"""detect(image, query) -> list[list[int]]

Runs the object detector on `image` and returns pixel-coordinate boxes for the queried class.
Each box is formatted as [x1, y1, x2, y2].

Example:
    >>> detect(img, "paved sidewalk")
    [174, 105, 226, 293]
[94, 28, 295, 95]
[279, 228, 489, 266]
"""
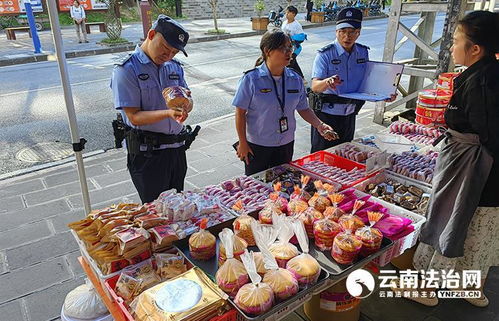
[1, 102, 498, 321]
[0, 13, 388, 66]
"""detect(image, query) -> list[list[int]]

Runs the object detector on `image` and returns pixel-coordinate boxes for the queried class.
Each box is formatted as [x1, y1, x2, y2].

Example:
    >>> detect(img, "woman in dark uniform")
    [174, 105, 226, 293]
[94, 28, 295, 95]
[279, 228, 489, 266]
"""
[412, 11, 499, 308]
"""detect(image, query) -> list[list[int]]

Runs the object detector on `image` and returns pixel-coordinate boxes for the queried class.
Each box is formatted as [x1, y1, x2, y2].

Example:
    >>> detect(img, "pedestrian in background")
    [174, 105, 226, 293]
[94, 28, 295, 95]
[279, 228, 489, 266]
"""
[306, 0, 313, 22]
[282, 5, 306, 78]
[70, 0, 88, 43]
[111, 15, 195, 203]
[233, 30, 337, 175]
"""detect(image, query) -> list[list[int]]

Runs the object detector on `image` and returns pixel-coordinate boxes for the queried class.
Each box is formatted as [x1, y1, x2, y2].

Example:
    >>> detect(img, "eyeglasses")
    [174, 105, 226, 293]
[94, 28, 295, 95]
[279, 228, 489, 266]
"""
[277, 45, 294, 53]
[338, 29, 360, 37]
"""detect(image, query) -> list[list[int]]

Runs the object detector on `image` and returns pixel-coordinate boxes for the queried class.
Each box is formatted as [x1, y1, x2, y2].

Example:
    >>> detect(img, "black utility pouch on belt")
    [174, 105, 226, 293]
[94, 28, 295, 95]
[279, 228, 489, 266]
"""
[307, 89, 366, 115]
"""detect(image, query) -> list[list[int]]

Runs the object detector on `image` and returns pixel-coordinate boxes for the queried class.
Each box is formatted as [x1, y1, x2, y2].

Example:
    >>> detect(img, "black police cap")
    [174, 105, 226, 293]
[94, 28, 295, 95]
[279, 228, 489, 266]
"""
[152, 15, 189, 57]
[336, 7, 363, 30]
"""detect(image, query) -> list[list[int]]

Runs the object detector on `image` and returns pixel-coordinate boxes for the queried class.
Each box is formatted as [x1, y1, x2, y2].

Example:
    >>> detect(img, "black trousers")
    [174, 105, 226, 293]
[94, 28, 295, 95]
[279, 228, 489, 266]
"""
[288, 53, 304, 78]
[127, 146, 187, 203]
[306, 1, 313, 21]
[245, 141, 294, 176]
[310, 111, 356, 153]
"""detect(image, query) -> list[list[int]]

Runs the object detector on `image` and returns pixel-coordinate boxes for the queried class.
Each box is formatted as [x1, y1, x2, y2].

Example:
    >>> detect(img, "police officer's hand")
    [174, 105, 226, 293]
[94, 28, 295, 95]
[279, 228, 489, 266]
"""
[385, 93, 397, 102]
[237, 141, 254, 165]
[176, 109, 189, 123]
[318, 122, 340, 141]
[326, 75, 342, 90]
[166, 109, 184, 120]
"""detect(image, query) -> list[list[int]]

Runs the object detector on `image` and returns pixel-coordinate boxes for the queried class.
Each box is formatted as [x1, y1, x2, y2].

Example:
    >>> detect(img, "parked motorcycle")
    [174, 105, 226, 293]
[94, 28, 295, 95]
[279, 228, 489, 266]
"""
[268, 5, 284, 28]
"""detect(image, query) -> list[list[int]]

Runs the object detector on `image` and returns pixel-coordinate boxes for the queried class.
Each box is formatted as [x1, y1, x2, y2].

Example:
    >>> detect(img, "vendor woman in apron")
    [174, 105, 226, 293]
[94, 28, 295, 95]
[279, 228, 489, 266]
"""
[410, 10, 499, 308]
[232, 30, 338, 175]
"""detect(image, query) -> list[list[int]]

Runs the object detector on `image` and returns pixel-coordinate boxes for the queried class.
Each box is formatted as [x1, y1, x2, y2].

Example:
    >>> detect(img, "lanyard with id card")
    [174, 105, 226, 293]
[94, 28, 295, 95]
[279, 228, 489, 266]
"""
[270, 75, 288, 133]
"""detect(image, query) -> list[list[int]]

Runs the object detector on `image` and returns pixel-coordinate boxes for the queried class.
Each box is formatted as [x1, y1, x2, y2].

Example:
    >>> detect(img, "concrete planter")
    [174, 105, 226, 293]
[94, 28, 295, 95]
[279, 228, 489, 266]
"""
[251, 17, 269, 30]
[98, 41, 134, 47]
[311, 11, 325, 23]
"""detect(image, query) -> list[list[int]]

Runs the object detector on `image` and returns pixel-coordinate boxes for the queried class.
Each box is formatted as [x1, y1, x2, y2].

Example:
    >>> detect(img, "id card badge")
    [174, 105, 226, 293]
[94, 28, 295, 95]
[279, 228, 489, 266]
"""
[279, 116, 289, 133]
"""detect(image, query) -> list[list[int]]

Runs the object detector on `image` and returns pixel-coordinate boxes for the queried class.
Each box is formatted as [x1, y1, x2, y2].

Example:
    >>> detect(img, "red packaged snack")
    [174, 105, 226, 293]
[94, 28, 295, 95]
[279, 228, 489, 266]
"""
[332, 220, 363, 264]
[338, 214, 365, 233]
[355, 211, 384, 257]
[307, 181, 331, 212]
[295, 207, 323, 238]
[313, 218, 342, 251]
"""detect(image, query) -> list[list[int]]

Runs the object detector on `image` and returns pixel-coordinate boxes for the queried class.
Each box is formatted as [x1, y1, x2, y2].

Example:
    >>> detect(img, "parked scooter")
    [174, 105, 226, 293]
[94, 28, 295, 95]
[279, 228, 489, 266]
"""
[368, 0, 382, 16]
[324, 1, 341, 22]
[268, 5, 285, 28]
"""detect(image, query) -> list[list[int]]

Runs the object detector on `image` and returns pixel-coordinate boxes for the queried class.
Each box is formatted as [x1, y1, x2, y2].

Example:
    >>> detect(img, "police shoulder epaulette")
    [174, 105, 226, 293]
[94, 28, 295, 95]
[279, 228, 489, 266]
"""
[114, 53, 132, 66]
[356, 43, 371, 50]
[318, 43, 335, 53]
[243, 68, 257, 75]
[171, 58, 184, 66]
[286, 67, 301, 78]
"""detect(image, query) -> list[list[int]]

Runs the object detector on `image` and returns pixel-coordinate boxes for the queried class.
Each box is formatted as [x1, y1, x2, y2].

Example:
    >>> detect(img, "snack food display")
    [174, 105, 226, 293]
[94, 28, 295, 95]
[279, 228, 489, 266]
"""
[155, 253, 188, 280]
[204, 176, 272, 212]
[252, 222, 299, 301]
[134, 267, 228, 321]
[189, 219, 216, 260]
[338, 213, 365, 233]
[234, 251, 275, 315]
[332, 143, 377, 164]
[363, 178, 430, 214]
[332, 220, 363, 265]
[313, 218, 342, 251]
[308, 181, 332, 212]
[232, 200, 257, 246]
[253, 252, 268, 277]
[388, 121, 441, 145]
[286, 219, 321, 288]
[215, 229, 249, 298]
[269, 215, 299, 268]
[300, 160, 365, 187]
[258, 203, 283, 225]
[355, 211, 384, 256]
[388, 151, 438, 184]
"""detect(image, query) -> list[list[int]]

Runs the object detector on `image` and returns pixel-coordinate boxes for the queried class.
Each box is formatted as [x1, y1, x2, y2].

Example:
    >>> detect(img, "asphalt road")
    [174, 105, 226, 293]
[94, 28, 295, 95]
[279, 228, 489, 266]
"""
[0, 14, 445, 175]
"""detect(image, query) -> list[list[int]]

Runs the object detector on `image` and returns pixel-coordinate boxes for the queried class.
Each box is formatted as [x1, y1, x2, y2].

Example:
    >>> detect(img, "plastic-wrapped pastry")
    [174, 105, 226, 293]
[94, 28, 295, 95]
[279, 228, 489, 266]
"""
[219, 232, 248, 266]
[307, 181, 331, 212]
[253, 252, 268, 277]
[313, 218, 342, 251]
[215, 229, 249, 298]
[233, 200, 257, 246]
[286, 219, 321, 288]
[252, 221, 299, 301]
[162, 86, 190, 110]
[269, 215, 299, 268]
[287, 187, 309, 215]
[189, 219, 216, 260]
[338, 214, 365, 233]
[295, 207, 323, 238]
[234, 251, 274, 315]
[355, 211, 384, 257]
[351, 199, 366, 215]
[155, 253, 187, 280]
[323, 206, 345, 222]
[258, 203, 283, 225]
[332, 220, 363, 265]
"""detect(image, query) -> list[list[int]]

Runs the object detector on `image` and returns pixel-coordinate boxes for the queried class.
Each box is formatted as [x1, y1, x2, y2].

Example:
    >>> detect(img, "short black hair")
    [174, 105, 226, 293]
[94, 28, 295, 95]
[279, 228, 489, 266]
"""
[286, 6, 298, 15]
[458, 10, 499, 58]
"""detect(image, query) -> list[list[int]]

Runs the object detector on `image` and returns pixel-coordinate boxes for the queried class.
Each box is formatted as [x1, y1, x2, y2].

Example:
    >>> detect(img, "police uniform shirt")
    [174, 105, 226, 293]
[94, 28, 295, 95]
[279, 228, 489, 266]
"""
[111, 46, 188, 149]
[232, 63, 309, 147]
[312, 40, 369, 116]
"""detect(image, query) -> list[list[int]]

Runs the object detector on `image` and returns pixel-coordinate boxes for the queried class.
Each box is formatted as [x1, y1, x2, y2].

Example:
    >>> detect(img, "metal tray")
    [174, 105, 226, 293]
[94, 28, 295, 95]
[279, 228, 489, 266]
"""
[173, 217, 330, 321]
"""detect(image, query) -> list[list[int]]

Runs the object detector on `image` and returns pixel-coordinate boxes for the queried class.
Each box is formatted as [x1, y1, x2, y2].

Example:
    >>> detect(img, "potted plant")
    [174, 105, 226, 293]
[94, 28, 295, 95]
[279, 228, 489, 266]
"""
[251, 0, 269, 31]
[311, 0, 325, 23]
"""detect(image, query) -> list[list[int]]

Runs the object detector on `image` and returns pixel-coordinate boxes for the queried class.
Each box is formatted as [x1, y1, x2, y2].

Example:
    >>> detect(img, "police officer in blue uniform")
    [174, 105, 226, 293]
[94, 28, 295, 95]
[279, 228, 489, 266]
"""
[111, 15, 197, 203]
[233, 30, 337, 176]
[309, 8, 369, 153]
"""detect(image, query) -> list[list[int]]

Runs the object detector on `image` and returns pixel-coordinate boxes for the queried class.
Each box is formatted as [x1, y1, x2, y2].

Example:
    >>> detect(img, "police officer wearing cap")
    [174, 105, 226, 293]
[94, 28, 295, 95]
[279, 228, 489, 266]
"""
[233, 30, 337, 176]
[111, 15, 196, 203]
[309, 8, 371, 152]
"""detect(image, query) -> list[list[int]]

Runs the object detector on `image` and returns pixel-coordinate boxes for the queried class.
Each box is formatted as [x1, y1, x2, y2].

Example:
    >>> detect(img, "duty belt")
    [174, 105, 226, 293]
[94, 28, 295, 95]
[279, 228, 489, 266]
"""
[307, 89, 366, 114]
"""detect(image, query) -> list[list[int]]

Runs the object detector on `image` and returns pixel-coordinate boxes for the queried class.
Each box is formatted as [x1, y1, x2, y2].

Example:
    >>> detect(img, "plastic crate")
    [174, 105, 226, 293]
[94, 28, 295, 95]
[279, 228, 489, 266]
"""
[290, 151, 369, 190]
[346, 189, 426, 266]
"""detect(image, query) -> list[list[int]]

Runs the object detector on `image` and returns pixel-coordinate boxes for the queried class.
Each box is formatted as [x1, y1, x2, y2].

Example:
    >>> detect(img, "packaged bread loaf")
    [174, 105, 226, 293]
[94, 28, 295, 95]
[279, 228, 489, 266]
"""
[162, 86, 190, 111]
[215, 229, 249, 298]
[189, 219, 216, 260]
[234, 251, 275, 316]
[286, 219, 321, 288]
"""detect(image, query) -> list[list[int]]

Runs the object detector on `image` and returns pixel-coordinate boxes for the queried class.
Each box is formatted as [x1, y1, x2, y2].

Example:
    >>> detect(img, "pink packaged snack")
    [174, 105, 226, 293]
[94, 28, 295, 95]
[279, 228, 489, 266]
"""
[375, 214, 413, 237]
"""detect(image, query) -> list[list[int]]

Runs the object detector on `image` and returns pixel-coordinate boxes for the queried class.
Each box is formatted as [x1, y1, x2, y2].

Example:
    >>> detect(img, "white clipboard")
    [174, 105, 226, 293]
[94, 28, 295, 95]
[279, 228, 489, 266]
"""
[338, 61, 404, 102]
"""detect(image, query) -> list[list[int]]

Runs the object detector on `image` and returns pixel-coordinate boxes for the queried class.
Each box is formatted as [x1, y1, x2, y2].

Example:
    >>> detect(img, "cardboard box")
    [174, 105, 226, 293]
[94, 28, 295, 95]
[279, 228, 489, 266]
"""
[304, 280, 361, 321]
